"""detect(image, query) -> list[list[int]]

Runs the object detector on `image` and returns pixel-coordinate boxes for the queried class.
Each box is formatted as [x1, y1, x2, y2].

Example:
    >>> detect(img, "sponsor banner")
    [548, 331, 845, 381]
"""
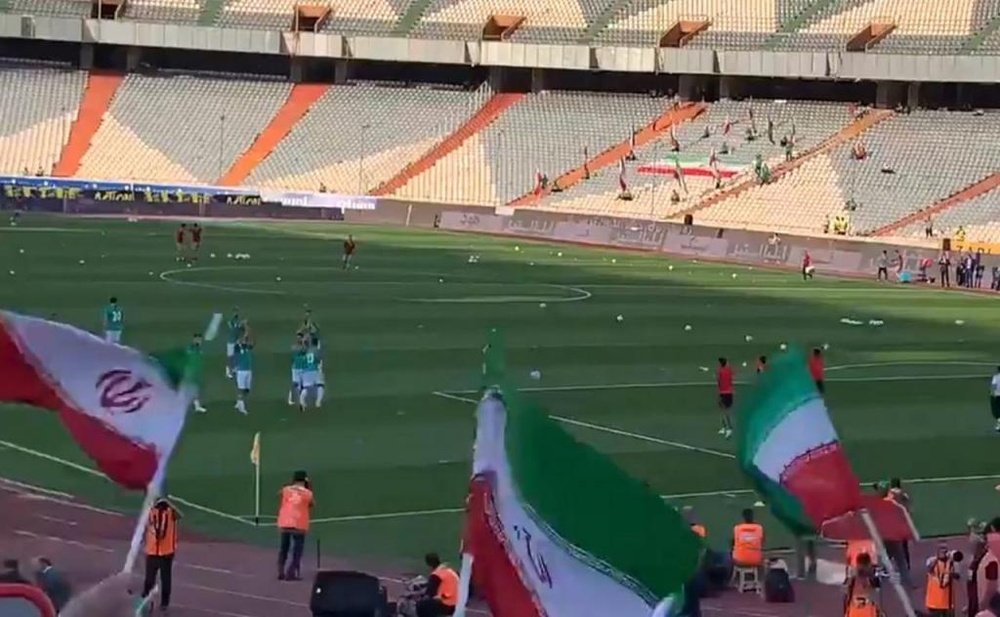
[439, 211, 508, 234]
[553, 221, 613, 245]
[261, 190, 376, 211]
[663, 233, 730, 259]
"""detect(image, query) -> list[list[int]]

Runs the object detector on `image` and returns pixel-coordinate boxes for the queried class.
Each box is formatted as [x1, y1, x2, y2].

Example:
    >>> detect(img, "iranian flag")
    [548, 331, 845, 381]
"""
[464, 341, 702, 617]
[0, 311, 194, 490]
[736, 348, 916, 541]
[638, 155, 741, 179]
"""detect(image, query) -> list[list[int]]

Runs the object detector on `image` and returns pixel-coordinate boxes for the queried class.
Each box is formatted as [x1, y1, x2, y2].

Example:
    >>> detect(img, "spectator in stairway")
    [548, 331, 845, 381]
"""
[671, 189, 681, 204]
[31, 557, 72, 612]
[784, 140, 794, 161]
[974, 250, 985, 288]
[0, 559, 28, 584]
[991, 265, 999, 291]
[939, 251, 952, 287]
[34, 167, 43, 177]
[957, 226, 968, 243]
[925, 216, 934, 238]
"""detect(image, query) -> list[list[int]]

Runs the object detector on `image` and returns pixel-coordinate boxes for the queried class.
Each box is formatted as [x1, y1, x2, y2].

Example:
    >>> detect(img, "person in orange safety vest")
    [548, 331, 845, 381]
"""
[417, 552, 459, 617]
[732, 508, 765, 567]
[276, 470, 314, 581]
[142, 497, 181, 611]
[844, 552, 881, 617]
[925, 543, 961, 616]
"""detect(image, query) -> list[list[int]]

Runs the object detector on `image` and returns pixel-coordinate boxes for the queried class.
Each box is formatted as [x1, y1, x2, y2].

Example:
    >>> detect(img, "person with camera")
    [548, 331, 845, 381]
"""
[844, 552, 881, 617]
[276, 470, 314, 581]
[926, 543, 962, 616]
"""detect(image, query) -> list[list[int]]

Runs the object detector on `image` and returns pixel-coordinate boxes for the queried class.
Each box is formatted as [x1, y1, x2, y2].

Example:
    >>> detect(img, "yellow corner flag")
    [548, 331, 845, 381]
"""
[250, 432, 261, 467]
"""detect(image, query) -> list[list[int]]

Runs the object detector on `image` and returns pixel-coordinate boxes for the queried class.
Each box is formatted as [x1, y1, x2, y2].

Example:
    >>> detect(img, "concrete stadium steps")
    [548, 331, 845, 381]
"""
[672, 107, 892, 225]
[8, 0, 89, 18]
[828, 110, 1000, 233]
[891, 186, 1000, 243]
[218, 83, 329, 186]
[873, 172, 1000, 237]
[53, 72, 123, 178]
[803, 0, 980, 37]
[511, 101, 707, 206]
[372, 91, 524, 196]
[246, 82, 482, 193]
[76, 73, 290, 183]
[599, 0, 783, 47]
[0, 63, 86, 176]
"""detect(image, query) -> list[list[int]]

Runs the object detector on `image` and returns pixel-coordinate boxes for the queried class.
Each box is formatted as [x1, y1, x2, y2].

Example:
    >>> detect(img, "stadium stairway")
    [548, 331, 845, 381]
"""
[871, 171, 1000, 236]
[672, 107, 894, 221]
[962, 13, 1000, 51]
[370, 92, 525, 196]
[52, 71, 124, 178]
[765, 0, 843, 48]
[393, 0, 434, 36]
[581, 0, 632, 43]
[509, 101, 707, 207]
[218, 83, 330, 186]
[199, 0, 225, 26]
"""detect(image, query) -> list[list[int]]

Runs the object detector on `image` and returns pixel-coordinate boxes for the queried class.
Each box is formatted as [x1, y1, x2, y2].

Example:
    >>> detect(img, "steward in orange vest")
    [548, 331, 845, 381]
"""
[416, 552, 459, 617]
[844, 552, 881, 617]
[142, 497, 181, 610]
[277, 470, 314, 581]
[732, 508, 765, 567]
[925, 545, 960, 616]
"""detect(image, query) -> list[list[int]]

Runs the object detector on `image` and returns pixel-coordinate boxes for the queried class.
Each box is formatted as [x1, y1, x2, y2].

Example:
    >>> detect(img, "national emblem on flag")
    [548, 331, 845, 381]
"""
[0, 311, 196, 490]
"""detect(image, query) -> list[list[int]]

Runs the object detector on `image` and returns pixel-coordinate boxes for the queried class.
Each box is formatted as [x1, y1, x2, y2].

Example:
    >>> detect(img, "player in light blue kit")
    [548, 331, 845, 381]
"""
[226, 307, 246, 379]
[287, 334, 307, 406]
[103, 297, 124, 343]
[233, 334, 253, 415]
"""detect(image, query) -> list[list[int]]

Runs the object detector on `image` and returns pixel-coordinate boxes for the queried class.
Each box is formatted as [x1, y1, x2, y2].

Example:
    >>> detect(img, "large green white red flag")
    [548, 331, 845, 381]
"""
[0, 311, 193, 490]
[736, 348, 915, 541]
[463, 340, 702, 617]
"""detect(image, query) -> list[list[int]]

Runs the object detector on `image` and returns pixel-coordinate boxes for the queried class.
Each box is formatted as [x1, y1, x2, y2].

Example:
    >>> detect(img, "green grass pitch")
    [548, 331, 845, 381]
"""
[1, 215, 998, 568]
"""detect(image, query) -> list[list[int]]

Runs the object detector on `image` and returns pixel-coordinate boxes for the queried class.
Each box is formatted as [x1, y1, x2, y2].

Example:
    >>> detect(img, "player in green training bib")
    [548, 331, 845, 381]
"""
[226, 307, 247, 379]
[103, 296, 124, 344]
[187, 333, 208, 413]
[233, 335, 253, 415]
[288, 334, 307, 406]
[297, 341, 323, 411]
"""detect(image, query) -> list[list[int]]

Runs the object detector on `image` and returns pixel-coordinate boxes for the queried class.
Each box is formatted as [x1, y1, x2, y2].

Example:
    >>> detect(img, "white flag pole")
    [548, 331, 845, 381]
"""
[859, 509, 917, 617]
[254, 445, 262, 526]
[122, 462, 167, 573]
[452, 552, 474, 617]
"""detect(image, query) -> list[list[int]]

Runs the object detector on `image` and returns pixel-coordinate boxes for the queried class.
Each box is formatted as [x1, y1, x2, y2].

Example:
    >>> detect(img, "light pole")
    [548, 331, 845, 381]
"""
[218, 113, 226, 181]
[358, 123, 371, 195]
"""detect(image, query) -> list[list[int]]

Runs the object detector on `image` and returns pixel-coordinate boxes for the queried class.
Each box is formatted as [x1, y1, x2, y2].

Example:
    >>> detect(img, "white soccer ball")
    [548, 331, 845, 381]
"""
[616, 314, 624, 322]
[78, 259, 85, 265]
[539, 302, 547, 309]
[745, 334, 753, 342]
[955, 319, 965, 326]
[557, 252, 563, 257]
[732, 273, 738, 279]
[684, 324, 692, 331]
[742, 361, 748, 367]
[529, 262, 535, 266]
[275, 276, 282, 282]
[186, 262, 192, 268]
[668, 265, 674, 271]
[822, 343, 830, 350]
[514, 246, 520, 252]
[148, 271, 154, 276]
[438, 278, 444, 283]
[18, 249, 24, 254]
[210, 252, 216, 258]
[530, 370, 542, 380]
[8, 270, 14, 276]
[780, 343, 788, 350]
[611, 258, 617, 264]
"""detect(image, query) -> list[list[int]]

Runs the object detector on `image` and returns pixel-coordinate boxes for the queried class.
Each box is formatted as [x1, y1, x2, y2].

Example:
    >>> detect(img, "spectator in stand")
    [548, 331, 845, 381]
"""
[940, 251, 952, 288]
[925, 216, 934, 238]
[31, 556, 72, 612]
[0, 559, 28, 583]
[976, 518, 1000, 614]
[992, 266, 999, 291]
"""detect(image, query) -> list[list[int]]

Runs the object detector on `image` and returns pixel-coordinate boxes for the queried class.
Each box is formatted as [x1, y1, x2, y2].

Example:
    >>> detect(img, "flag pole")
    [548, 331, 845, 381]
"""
[452, 552, 474, 617]
[122, 461, 168, 573]
[254, 445, 261, 526]
[860, 509, 917, 617]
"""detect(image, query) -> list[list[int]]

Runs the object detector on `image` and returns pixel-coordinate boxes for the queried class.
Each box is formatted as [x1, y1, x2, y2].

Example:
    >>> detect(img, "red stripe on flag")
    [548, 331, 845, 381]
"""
[780, 442, 862, 529]
[0, 321, 157, 490]
[464, 476, 543, 617]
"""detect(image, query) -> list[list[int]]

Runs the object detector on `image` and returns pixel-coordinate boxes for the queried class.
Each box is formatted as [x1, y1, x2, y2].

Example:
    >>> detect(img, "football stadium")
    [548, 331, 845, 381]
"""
[0, 1, 999, 616]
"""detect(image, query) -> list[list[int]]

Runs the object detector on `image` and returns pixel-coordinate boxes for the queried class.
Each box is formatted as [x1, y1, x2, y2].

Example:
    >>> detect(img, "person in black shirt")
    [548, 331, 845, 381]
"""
[0, 559, 28, 584]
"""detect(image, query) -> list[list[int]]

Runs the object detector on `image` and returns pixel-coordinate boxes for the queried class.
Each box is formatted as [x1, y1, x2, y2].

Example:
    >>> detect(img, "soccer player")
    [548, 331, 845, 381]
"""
[810, 347, 825, 394]
[233, 334, 253, 415]
[103, 296, 124, 344]
[175, 224, 188, 262]
[990, 366, 1000, 433]
[297, 309, 320, 345]
[298, 341, 324, 411]
[716, 357, 734, 439]
[756, 355, 767, 374]
[288, 335, 307, 406]
[343, 235, 357, 270]
[802, 251, 814, 280]
[188, 333, 207, 413]
[225, 308, 246, 379]
[190, 223, 203, 261]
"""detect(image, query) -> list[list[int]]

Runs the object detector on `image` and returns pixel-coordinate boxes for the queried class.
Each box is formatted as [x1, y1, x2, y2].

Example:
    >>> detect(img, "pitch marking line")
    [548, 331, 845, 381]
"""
[432, 392, 735, 460]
